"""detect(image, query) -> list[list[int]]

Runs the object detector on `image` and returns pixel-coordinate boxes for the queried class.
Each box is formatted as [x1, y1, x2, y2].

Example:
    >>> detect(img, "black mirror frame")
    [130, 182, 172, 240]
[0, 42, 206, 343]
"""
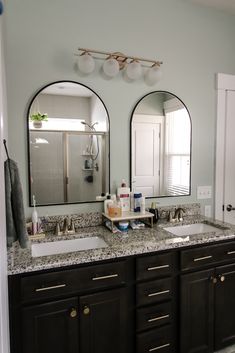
[26, 80, 110, 207]
[130, 90, 192, 199]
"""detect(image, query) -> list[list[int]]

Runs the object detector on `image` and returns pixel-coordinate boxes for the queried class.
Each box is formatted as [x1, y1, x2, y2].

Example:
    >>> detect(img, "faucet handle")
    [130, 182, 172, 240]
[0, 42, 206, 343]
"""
[54, 221, 61, 236]
[168, 210, 175, 222]
[177, 207, 186, 221]
[70, 219, 75, 233]
[63, 217, 70, 233]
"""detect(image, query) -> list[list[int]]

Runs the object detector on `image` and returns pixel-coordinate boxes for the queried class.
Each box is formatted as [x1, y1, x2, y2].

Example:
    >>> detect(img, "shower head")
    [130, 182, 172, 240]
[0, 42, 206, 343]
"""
[81, 121, 98, 130]
[91, 122, 98, 129]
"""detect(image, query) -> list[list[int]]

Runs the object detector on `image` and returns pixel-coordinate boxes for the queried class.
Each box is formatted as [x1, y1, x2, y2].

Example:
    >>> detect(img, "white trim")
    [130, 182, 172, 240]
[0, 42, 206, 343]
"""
[215, 73, 235, 221]
[0, 11, 10, 353]
[216, 73, 235, 91]
[133, 114, 163, 124]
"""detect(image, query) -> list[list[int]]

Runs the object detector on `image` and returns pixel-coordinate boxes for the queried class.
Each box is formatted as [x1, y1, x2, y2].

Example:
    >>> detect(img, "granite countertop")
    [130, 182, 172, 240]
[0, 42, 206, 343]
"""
[8, 215, 235, 275]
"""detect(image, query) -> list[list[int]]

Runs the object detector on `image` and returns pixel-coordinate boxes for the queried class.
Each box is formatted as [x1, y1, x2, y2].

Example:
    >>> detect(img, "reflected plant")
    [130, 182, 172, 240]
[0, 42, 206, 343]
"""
[30, 112, 48, 122]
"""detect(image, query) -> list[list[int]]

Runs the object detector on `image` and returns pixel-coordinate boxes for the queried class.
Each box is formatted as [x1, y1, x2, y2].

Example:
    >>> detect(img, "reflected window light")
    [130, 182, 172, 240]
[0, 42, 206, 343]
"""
[35, 138, 49, 144]
[29, 118, 86, 131]
[165, 107, 190, 195]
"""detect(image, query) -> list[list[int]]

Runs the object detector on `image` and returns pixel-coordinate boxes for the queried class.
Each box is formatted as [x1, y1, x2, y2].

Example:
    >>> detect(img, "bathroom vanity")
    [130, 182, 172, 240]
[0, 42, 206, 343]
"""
[7, 208, 235, 353]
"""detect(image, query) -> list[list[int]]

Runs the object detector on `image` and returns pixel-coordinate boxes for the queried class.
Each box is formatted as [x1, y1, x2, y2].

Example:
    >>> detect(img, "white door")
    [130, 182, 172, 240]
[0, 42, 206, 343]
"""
[131, 115, 163, 197]
[215, 74, 235, 223]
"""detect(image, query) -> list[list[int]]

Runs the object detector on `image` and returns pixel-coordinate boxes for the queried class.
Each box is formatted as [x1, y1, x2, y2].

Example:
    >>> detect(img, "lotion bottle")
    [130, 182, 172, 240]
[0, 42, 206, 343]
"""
[32, 195, 38, 235]
[140, 196, 146, 214]
[117, 179, 130, 212]
[104, 195, 113, 214]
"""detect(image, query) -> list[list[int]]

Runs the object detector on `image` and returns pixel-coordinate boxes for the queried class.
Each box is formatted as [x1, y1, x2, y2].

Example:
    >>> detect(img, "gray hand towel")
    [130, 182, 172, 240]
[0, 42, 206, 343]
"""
[4, 159, 28, 248]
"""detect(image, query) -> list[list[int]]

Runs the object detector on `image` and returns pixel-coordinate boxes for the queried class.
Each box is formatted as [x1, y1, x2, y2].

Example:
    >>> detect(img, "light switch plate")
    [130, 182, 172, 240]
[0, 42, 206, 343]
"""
[197, 186, 212, 200]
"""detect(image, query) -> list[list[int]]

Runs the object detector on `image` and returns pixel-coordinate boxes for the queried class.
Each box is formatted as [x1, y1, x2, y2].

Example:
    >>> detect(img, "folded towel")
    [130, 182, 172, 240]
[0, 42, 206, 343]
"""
[4, 159, 28, 248]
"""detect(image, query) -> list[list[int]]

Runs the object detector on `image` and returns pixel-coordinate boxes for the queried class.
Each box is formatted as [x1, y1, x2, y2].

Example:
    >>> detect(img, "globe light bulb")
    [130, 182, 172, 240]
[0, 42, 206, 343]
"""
[78, 52, 95, 74]
[145, 64, 162, 85]
[126, 60, 142, 80]
[103, 57, 119, 77]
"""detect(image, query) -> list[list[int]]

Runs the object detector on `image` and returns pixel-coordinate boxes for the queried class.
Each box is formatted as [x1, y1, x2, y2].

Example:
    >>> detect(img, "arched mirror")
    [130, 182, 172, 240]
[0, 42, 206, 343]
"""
[27, 81, 110, 206]
[130, 91, 191, 198]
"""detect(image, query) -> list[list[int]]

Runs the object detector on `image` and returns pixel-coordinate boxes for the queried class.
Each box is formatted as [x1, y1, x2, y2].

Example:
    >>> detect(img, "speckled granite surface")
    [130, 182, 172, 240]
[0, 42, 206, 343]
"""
[8, 211, 235, 275]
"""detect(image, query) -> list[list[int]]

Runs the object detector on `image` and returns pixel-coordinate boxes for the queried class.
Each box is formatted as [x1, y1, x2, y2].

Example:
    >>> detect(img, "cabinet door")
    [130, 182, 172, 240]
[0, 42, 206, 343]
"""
[180, 269, 214, 353]
[215, 263, 235, 350]
[22, 297, 79, 353]
[79, 288, 127, 353]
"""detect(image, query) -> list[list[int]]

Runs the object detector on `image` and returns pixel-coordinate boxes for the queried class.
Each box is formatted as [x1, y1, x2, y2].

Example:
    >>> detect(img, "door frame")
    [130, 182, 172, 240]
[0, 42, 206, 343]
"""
[0, 8, 10, 353]
[215, 73, 235, 221]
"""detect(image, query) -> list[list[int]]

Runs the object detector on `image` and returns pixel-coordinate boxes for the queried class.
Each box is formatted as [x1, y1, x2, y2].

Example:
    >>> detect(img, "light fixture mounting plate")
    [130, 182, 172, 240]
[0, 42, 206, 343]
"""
[112, 52, 127, 70]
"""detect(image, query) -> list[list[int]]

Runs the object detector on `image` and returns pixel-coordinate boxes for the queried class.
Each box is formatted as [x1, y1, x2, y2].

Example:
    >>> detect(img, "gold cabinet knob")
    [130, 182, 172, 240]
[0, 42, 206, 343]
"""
[220, 275, 225, 282]
[210, 276, 217, 284]
[70, 308, 77, 318]
[83, 306, 90, 315]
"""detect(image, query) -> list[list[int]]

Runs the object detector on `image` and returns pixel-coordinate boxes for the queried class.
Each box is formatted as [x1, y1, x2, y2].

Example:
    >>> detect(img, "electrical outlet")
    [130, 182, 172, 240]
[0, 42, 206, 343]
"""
[197, 186, 212, 200]
[205, 205, 211, 218]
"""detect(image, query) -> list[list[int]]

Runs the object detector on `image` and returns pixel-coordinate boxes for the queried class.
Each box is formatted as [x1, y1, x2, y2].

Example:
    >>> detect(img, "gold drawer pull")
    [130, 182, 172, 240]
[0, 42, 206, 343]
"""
[149, 343, 170, 351]
[92, 274, 118, 281]
[83, 306, 90, 315]
[193, 255, 212, 262]
[148, 314, 170, 323]
[219, 275, 225, 282]
[35, 284, 66, 292]
[148, 290, 170, 297]
[70, 308, 77, 318]
[147, 265, 169, 271]
[227, 251, 235, 255]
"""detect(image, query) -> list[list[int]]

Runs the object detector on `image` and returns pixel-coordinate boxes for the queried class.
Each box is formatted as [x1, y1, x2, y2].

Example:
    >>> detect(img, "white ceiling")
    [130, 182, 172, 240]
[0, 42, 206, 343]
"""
[42, 82, 93, 97]
[189, 0, 235, 15]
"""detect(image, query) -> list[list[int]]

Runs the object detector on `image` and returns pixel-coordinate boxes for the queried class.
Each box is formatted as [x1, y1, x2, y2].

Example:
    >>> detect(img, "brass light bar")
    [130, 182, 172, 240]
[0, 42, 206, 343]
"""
[76, 47, 163, 67]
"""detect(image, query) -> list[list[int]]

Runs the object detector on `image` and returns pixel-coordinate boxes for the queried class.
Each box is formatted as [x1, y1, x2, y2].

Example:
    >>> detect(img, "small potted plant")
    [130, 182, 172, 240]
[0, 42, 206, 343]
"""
[30, 112, 48, 128]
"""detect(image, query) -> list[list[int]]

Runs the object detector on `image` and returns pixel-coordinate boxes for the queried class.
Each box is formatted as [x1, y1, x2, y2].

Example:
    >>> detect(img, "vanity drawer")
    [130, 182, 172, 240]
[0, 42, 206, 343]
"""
[136, 252, 176, 281]
[21, 261, 126, 302]
[136, 325, 174, 353]
[137, 302, 172, 332]
[136, 278, 173, 306]
[181, 244, 218, 271]
[216, 241, 235, 262]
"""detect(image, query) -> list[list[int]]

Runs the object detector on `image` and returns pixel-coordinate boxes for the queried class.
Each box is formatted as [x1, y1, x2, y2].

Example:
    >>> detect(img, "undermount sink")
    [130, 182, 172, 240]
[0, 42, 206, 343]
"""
[163, 223, 225, 237]
[31, 236, 108, 257]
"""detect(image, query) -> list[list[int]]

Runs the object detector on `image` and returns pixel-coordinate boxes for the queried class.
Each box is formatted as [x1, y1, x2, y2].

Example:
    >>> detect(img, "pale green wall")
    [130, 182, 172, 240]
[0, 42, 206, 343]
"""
[3, 0, 235, 217]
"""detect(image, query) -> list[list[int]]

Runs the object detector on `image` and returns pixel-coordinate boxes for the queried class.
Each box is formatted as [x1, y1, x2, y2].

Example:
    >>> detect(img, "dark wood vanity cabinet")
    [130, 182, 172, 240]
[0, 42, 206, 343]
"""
[180, 243, 235, 353]
[79, 289, 127, 353]
[9, 259, 133, 353]
[135, 252, 178, 353]
[180, 269, 214, 353]
[214, 263, 235, 350]
[22, 297, 79, 353]
[21, 289, 128, 353]
[9, 240, 235, 353]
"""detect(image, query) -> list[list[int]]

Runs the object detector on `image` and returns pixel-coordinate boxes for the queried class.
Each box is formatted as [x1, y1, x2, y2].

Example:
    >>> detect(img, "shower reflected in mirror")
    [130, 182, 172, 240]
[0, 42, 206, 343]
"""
[27, 81, 110, 206]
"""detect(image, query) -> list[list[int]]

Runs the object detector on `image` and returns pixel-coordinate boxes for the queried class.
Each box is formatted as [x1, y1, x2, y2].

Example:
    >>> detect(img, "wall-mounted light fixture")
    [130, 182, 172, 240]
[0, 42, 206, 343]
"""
[75, 48, 163, 85]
